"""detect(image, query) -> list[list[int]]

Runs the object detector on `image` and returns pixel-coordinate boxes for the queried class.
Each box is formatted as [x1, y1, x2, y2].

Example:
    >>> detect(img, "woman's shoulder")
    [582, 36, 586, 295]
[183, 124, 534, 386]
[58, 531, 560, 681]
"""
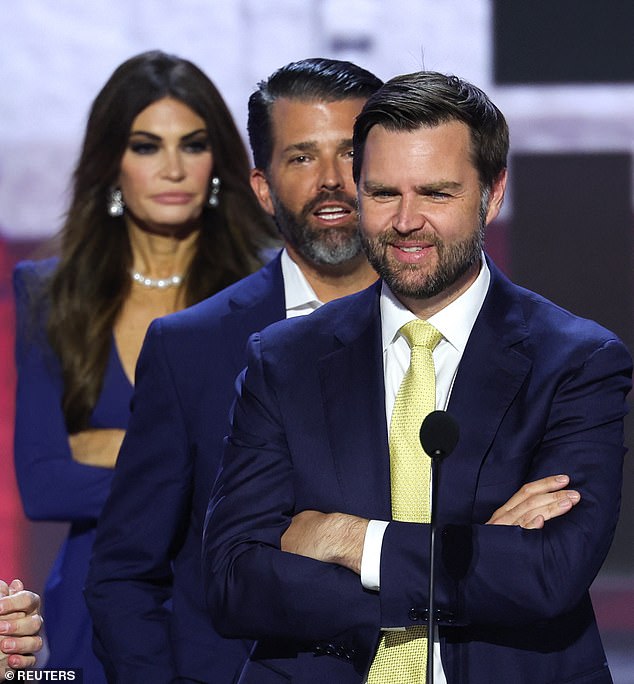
[13, 257, 58, 286]
[13, 257, 58, 303]
[12, 258, 59, 339]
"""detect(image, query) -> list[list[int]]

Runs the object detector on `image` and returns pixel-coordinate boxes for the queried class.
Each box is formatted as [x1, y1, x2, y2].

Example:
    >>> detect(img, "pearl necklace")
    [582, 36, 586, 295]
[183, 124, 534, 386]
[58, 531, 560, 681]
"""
[131, 270, 183, 289]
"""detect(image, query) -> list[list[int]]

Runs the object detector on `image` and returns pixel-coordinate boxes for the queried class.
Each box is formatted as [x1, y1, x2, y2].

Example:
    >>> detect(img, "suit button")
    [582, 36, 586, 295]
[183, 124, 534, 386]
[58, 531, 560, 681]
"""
[409, 608, 420, 621]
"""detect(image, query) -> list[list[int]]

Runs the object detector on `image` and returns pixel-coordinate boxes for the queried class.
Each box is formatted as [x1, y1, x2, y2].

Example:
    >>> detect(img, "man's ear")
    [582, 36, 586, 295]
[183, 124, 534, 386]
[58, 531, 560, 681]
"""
[250, 168, 275, 216]
[485, 169, 507, 225]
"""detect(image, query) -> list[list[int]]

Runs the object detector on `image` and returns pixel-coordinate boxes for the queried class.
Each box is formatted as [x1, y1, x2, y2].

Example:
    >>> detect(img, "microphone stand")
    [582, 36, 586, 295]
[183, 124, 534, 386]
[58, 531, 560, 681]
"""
[426, 453, 441, 684]
[419, 411, 459, 684]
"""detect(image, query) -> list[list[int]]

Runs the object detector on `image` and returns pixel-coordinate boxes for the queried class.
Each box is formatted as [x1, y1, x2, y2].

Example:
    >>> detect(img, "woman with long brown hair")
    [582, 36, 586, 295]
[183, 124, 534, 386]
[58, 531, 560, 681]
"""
[13, 50, 276, 681]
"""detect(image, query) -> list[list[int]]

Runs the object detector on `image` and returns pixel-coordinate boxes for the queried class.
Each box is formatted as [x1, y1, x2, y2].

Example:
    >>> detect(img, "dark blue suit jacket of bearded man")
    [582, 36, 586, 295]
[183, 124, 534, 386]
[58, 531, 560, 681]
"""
[85, 253, 286, 682]
[204, 256, 632, 684]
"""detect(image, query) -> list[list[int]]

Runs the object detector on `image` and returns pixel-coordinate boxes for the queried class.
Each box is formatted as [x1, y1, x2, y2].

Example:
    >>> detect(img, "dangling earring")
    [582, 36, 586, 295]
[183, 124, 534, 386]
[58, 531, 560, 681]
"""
[107, 187, 125, 217]
[208, 176, 221, 208]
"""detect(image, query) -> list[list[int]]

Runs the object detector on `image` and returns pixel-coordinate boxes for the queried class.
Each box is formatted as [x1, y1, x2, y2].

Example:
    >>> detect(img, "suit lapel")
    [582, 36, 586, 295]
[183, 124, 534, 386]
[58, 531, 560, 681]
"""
[316, 263, 534, 525]
[221, 254, 286, 370]
[441, 262, 532, 523]
[319, 285, 392, 521]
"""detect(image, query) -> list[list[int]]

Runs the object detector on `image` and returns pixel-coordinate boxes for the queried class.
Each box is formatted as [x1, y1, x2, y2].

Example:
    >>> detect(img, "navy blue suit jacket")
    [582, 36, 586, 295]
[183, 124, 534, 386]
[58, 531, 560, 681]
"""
[85, 255, 286, 683]
[204, 259, 632, 684]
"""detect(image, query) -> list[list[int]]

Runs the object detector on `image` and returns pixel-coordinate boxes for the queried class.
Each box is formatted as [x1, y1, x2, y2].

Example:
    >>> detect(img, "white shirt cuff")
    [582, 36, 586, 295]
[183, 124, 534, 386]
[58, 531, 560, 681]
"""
[360, 519, 389, 591]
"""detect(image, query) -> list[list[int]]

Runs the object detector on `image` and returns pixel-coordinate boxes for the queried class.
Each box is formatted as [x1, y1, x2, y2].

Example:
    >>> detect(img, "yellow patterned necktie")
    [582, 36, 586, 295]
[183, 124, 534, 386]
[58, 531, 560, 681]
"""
[368, 319, 442, 684]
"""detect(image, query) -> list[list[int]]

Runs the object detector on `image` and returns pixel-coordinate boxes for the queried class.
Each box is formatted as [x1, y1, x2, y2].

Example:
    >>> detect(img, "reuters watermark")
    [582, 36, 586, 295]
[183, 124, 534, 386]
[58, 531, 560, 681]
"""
[4, 670, 81, 681]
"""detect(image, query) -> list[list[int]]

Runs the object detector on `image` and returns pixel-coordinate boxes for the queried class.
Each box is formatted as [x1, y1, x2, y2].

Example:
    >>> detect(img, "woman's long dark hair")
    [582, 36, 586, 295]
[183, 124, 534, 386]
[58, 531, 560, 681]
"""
[48, 50, 277, 432]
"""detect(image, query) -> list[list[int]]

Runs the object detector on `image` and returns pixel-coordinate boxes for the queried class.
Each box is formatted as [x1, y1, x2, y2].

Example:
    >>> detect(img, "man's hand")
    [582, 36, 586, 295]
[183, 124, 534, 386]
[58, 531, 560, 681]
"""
[281, 475, 578, 579]
[487, 474, 580, 528]
[0, 579, 43, 677]
[281, 511, 368, 575]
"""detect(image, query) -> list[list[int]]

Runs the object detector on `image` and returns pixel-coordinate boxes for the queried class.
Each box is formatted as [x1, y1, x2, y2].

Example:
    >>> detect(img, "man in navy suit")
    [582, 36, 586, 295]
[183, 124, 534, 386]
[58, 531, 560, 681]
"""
[203, 72, 632, 683]
[84, 58, 382, 683]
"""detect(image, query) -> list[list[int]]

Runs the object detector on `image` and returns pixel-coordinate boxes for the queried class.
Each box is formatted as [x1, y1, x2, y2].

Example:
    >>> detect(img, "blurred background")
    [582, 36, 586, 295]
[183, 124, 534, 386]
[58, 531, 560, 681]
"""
[1, 0, 632, 678]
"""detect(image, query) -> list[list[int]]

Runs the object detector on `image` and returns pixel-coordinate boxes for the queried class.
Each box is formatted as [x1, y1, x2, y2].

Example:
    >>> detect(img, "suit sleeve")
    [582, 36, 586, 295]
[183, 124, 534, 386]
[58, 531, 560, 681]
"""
[379, 336, 632, 628]
[203, 333, 381, 654]
[13, 262, 113, 522]
[85, 318, 190, 682]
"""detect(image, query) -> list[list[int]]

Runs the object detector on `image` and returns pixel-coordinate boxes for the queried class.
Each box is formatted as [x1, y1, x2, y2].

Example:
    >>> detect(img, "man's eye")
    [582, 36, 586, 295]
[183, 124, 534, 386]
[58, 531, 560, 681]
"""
[290, 155, 310, 164]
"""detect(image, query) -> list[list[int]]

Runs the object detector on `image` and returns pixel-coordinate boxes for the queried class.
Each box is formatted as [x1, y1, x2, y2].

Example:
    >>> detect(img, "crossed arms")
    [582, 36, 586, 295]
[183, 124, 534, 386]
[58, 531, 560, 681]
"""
[281, 474, 582, 575]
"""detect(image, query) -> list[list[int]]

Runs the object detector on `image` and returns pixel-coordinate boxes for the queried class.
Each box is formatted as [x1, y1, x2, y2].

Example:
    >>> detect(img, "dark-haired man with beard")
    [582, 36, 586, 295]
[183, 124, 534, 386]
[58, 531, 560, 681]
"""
[203, 71, 631, 683]
[248, 93, 377, 304]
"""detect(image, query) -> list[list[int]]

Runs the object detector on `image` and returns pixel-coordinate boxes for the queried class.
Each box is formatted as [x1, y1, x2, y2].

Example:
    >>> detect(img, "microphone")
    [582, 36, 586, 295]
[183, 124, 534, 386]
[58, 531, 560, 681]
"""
[419, 410, 459, 684]
[420, 410, 459, 461]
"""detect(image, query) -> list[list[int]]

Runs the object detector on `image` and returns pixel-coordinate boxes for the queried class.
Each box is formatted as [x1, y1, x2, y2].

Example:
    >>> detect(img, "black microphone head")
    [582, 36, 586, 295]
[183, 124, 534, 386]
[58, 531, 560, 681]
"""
[420, 410, 459, 461]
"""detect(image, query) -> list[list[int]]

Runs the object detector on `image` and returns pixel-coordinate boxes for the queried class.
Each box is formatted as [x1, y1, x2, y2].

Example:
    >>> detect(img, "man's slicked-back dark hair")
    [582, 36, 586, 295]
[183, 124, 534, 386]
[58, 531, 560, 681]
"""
[353, 71, 509, 190]
[248, 58, 383, 171]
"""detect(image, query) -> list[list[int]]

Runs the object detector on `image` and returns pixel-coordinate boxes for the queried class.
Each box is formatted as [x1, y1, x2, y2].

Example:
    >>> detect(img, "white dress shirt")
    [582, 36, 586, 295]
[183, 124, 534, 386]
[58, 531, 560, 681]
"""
[280, 249, 323, 317]
[361, 256, 490, 683]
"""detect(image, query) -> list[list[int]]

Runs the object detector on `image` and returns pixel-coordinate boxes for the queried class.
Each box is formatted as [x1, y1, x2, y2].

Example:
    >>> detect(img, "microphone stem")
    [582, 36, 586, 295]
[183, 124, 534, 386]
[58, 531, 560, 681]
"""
[427, 456, 440, 684]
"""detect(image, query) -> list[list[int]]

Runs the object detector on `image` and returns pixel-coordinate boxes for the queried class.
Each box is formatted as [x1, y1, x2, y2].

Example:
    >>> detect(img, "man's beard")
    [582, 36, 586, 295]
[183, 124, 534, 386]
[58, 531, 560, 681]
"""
[360, 191, 489, 300]
[270, 188, 363, 266]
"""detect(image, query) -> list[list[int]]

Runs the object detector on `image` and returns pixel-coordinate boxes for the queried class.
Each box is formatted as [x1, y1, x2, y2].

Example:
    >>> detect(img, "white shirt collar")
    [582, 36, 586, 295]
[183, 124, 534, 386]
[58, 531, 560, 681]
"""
[380, 254, 491, 353]
[280, 248, 323, 315]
